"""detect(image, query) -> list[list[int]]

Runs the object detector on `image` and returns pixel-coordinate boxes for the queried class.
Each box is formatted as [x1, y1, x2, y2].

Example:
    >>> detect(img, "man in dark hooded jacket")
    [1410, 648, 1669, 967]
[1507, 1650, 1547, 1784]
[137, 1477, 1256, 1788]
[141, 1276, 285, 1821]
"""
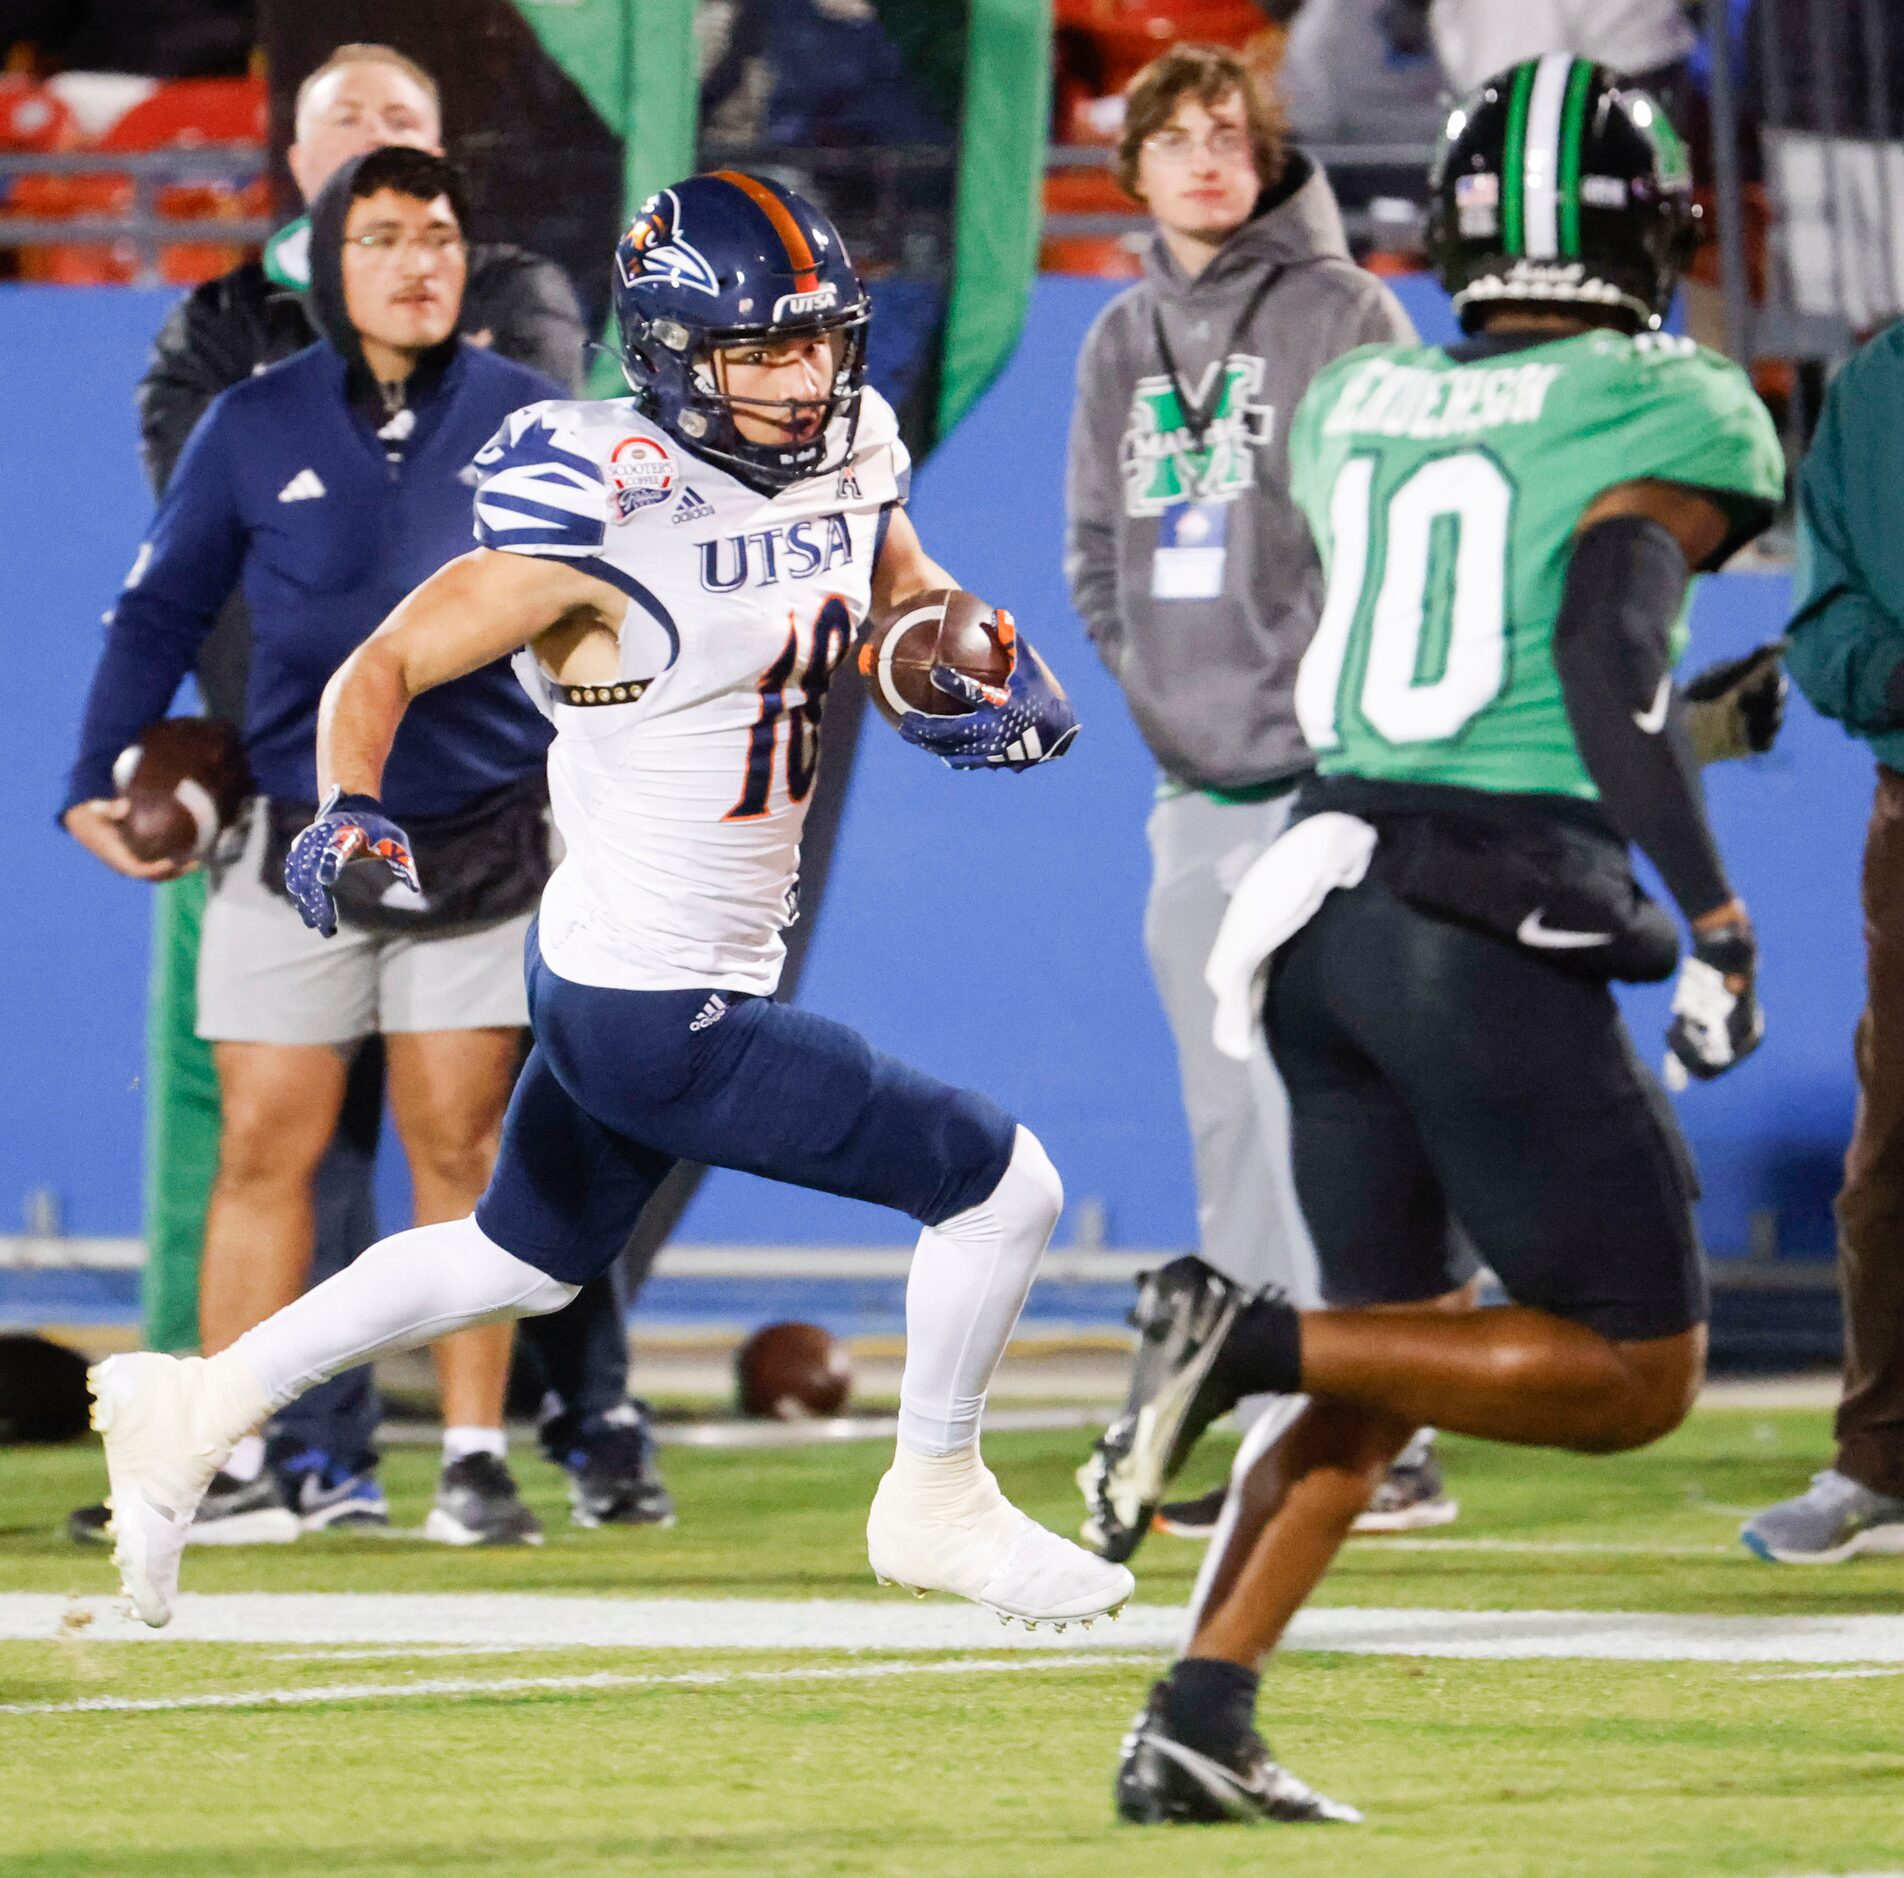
[113, 48, 661, 1543]
[68, 147, 662, 1546]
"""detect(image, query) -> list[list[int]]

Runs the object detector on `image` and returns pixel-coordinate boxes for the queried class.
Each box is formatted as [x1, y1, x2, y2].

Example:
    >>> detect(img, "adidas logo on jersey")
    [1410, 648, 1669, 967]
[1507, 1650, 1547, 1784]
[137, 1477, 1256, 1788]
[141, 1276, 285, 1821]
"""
[277, 468, 327, 503]
[689, 994, 729, 1032]
[671, 484, 714, 525]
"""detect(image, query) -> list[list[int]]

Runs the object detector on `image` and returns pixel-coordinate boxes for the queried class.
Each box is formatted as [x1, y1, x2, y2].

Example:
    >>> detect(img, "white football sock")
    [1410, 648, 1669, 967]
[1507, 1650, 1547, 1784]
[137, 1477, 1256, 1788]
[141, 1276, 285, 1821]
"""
[897, 1125, 1061, 1455]
[217, 1215, 577, 1420]
[1231, 1392, 1288, 1433]
[1184, 1390, 1309, 1645]
[222, 1432, 266, 1483]
[443, 1426, 507, 1464]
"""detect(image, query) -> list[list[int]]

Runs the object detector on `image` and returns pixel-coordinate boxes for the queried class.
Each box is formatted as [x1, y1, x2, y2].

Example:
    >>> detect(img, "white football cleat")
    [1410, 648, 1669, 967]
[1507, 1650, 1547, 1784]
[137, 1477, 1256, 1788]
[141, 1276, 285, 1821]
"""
[88, 1353, 238, 1627]
[867, 1445, 1136, 1626]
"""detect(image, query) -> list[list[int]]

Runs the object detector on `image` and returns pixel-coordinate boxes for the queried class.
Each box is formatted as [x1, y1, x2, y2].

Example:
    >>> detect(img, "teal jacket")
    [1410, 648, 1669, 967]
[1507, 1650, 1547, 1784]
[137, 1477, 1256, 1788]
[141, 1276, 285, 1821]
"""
[1785, 321, 1904, 769]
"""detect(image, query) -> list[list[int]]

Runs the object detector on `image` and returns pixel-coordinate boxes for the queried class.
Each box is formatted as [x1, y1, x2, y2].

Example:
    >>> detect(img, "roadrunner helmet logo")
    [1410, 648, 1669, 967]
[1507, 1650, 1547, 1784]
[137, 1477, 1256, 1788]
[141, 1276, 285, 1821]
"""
[618, 189, 721, 298]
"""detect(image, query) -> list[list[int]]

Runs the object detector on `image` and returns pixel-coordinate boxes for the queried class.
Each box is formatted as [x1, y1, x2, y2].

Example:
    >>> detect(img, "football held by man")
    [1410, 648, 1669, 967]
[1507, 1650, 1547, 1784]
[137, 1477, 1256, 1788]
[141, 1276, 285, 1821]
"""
[89, 171, 1130, 1635]
[1112, 61, 1784, 1825]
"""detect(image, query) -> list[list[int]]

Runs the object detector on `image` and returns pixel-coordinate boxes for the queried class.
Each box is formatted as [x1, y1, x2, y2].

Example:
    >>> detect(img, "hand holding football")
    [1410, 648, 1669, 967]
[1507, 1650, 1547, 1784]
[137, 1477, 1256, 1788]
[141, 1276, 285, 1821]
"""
[856, 588, 1014, 730]
[110, 717, 250, 866]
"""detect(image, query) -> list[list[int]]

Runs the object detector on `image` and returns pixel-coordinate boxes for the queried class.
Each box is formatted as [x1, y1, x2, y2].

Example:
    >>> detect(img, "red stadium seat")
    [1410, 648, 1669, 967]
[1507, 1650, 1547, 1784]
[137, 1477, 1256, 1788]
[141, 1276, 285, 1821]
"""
[0, 76, 75, 153]
[1039, 164, 1147, 276]
[1055, 0, 1270, 96]
[14, 76, 266, 286]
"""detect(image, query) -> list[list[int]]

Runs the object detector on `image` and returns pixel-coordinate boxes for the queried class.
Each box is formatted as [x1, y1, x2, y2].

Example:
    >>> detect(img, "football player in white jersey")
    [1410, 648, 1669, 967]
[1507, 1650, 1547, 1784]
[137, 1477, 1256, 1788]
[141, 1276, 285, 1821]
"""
[89, 170, 1130, 1634]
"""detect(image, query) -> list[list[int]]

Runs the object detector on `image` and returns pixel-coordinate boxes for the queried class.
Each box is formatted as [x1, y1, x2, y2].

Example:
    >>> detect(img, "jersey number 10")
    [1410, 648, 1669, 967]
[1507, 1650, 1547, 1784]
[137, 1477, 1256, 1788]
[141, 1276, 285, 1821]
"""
[1295, 450, 1514, 751]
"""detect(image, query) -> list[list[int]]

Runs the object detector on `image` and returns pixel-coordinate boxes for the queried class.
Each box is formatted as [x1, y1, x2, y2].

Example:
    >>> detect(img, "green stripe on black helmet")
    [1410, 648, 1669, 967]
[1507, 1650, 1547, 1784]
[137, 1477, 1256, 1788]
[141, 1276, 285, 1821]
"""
[1425, 59, 1701, 335]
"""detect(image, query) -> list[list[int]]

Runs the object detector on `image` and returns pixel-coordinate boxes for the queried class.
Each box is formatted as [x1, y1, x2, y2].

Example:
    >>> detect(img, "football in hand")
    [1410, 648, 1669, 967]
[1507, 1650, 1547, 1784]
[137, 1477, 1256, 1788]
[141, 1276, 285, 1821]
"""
[111, 717, 250, 866]
[856, 588, 1014, 730]
[735, 1320, 853, 1420]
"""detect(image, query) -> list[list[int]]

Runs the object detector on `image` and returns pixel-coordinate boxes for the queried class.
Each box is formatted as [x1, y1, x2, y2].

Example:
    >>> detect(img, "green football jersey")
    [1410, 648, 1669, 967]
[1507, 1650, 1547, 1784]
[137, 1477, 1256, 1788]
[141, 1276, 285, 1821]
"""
[1287, 330, 1784, 799]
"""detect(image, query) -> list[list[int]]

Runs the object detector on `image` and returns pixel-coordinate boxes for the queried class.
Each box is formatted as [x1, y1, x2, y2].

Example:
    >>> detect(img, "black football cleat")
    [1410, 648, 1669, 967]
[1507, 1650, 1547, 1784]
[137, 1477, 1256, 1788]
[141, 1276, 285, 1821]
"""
[566, 1418, 676, 1529]
[1352, 1445, 1458, 1535]
[1114, 1682, 1362, 1826]
[425, 1453, 543, 1547]
[1152, 1484, 1228, 1540]
[1077, 1256, 1254, 1564]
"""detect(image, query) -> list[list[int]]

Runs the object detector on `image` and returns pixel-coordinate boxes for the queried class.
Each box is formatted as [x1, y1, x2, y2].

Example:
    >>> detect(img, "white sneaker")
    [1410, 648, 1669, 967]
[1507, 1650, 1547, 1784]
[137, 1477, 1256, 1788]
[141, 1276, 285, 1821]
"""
[88, 1353, 237, 1627]
[867, 1445, 1136, 1627]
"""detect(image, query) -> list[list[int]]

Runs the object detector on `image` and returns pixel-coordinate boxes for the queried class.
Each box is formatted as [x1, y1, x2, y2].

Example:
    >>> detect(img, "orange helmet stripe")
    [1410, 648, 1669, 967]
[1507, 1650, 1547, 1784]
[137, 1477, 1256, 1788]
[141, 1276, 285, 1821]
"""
[709, 168, 820, 293]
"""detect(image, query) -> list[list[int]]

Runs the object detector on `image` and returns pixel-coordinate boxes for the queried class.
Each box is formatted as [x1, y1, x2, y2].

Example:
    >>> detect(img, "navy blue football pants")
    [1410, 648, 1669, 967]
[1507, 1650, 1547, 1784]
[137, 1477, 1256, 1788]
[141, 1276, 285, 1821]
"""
[475, 924, 1018, 1286]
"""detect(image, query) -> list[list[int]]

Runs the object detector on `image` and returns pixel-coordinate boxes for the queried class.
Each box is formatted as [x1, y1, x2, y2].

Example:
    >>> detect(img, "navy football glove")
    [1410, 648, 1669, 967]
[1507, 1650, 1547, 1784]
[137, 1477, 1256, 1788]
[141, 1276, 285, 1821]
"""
[283, 786, 419, 938]
[897, 613, 1079, 772]
[1665, 910, 1762, 1083]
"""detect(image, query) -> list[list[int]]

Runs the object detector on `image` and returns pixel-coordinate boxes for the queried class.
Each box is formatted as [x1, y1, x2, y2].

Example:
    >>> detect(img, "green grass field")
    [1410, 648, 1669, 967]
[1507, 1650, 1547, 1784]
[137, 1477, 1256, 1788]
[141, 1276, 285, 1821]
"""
[4, 1407, 1903, 1876]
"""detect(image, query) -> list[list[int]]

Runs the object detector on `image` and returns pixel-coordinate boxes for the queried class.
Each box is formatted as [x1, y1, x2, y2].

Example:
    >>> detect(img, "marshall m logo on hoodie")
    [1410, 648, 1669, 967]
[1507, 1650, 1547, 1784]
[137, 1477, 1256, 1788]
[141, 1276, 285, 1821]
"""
[1120, 354, 1276, 517]
[1122, 354, 1275, 600]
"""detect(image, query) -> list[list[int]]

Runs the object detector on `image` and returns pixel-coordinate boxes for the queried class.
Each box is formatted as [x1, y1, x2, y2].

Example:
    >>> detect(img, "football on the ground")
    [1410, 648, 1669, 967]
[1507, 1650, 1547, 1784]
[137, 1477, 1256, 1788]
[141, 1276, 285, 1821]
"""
[736, 1321, 853, 1420]
[111, 716, 250, 865]
[0, 1332, 90, 1443]
[857, 588, 1014, 729]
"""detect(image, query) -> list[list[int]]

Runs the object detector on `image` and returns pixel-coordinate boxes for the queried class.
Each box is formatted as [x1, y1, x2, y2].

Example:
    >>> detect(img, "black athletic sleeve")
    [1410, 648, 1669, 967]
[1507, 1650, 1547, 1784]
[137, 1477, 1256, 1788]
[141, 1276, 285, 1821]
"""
[1553, 515, 1734, 924]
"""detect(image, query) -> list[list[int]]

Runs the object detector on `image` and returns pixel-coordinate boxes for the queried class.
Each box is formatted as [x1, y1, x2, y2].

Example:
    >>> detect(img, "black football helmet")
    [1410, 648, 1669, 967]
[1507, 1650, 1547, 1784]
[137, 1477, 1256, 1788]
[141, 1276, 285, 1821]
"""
[1426, 56, 1699, 333]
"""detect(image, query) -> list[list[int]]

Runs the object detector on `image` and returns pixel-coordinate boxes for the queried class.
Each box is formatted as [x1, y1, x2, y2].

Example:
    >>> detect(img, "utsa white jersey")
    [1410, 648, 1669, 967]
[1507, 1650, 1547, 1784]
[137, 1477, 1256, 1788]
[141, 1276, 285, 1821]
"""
[471, 387, 910, 995]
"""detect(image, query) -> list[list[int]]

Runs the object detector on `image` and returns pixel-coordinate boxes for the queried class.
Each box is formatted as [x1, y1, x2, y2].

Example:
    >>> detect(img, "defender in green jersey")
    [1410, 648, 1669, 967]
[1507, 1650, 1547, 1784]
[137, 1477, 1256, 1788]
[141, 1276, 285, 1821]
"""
[1289, 328, 1783, 797]
[1116, 60, 1784, 1830]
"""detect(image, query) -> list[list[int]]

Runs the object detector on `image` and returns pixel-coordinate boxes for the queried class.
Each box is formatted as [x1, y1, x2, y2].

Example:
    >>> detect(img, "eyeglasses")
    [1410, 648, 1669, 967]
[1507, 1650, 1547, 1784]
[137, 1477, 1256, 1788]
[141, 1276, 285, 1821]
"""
[346, 228, 466, 259]
[1141, 125, 1255, 166]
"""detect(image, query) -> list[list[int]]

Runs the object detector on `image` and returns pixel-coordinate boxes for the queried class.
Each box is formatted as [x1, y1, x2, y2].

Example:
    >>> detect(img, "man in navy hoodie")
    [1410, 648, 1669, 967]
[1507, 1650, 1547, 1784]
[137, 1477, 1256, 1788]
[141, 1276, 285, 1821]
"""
[63, 148, 589, 1545]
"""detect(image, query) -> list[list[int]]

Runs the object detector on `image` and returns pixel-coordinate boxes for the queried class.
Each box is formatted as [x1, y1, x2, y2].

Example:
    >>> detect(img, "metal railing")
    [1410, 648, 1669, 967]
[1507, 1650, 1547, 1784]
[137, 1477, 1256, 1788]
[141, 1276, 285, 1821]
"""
[1041, 138, 1436, 258]
[0, 147, 270, 284]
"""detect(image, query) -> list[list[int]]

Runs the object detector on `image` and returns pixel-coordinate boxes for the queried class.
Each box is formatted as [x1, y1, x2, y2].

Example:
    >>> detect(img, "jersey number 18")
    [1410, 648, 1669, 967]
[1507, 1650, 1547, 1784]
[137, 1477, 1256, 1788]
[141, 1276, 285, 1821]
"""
[725, 595, 855, 820]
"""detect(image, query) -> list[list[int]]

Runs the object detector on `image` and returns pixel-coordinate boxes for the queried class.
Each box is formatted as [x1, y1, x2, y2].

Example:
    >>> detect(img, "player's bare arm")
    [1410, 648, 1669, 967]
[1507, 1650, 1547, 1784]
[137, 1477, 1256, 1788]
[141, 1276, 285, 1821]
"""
[869, 505, 959, 616]
[315, 546, 624, 800]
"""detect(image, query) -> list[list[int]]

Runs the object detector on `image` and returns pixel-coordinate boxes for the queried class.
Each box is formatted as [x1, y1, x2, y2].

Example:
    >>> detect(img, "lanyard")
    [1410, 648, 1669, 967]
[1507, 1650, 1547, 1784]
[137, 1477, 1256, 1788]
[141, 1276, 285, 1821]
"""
[1150, 266, 1283, 457]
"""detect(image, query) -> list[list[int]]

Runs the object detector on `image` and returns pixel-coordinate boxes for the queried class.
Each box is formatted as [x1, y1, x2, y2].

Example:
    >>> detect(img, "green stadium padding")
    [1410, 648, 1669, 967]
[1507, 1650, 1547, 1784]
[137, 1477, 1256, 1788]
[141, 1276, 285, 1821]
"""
[937, 0, 1053, 434]
[507, 0, 701, 399]
[142, 872, 217, 1354]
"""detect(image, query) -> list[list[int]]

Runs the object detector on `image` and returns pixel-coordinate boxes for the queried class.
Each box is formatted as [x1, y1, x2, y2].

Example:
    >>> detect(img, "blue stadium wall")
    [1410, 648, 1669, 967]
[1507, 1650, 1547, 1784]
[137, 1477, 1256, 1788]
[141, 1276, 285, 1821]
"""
[0, 278, 1864, 1262]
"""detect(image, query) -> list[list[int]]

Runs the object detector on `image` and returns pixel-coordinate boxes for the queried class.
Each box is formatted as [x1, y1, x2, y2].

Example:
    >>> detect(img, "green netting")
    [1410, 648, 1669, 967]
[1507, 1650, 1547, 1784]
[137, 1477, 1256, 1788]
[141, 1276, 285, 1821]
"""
[141, 873, 218, 1354]
[509, 0, 700, 396]
[936, 0, 1052, 434]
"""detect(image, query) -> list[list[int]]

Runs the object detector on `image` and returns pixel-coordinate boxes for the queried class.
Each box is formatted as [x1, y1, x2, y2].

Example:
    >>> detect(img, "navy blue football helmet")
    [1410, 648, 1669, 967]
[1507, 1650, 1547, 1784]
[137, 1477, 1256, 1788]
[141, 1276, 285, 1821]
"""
[614, 171, 871, 490]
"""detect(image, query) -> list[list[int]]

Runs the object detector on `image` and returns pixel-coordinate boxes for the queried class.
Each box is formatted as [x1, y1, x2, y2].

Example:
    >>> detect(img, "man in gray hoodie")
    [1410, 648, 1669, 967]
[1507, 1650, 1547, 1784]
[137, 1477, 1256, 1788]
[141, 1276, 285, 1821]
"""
[1066, 42, 1452, 1559]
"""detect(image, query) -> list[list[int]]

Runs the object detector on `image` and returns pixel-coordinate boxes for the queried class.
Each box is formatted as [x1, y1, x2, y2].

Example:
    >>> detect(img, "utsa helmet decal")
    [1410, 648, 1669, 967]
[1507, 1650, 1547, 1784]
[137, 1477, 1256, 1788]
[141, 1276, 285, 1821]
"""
[614, 171, 870, 491]
[1427, 56, 1698, 333]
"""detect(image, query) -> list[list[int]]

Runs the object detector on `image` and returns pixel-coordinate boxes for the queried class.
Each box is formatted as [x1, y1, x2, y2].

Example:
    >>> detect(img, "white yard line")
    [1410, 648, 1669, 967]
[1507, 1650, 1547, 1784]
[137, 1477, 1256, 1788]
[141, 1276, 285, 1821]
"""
[0, 1652, 1162, 1718]
[9, 1593, 1904, 1664]
[1744, 1666, 1904, 1682]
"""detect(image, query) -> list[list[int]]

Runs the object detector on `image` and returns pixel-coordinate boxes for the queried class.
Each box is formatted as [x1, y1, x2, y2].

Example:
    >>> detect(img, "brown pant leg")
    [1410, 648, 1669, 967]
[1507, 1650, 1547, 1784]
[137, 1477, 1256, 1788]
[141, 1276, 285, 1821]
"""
[1834, 766, 1904, 1498]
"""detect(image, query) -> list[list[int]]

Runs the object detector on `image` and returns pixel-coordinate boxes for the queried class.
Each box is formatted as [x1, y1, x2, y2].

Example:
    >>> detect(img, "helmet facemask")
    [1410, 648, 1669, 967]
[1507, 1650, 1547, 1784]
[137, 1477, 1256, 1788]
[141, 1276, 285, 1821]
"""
[622, 302, 870, 491]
